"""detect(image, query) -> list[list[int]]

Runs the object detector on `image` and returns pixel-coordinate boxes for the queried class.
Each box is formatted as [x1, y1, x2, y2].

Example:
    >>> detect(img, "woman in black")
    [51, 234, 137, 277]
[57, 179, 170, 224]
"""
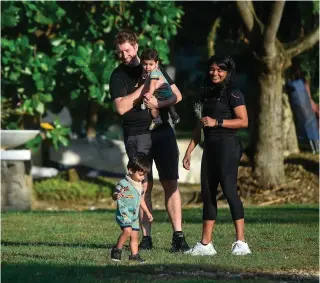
[183, 54, 251, 256]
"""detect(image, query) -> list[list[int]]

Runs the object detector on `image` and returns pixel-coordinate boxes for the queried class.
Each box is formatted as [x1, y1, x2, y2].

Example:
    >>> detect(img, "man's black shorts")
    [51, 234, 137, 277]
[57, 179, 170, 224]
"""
[124, 126, 179, 181]
[124, 133, 152, 182]
[124, 133, 152, 159]
[151, 126, 179, 181]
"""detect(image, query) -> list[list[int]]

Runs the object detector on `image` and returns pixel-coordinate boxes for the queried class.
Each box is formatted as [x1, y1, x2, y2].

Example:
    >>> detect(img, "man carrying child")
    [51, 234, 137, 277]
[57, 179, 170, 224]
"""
[109, 30, 189, 252]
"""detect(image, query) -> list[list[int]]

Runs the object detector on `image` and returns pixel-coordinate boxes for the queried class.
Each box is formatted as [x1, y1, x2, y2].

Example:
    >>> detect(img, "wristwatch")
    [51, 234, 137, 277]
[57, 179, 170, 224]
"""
[217, 118, 223, 127]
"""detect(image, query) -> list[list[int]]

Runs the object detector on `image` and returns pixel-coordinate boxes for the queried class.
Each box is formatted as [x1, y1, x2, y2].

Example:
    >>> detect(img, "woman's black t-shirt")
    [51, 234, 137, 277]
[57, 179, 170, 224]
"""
[200, 89, 245, 139]
[110, 64, 174, 136]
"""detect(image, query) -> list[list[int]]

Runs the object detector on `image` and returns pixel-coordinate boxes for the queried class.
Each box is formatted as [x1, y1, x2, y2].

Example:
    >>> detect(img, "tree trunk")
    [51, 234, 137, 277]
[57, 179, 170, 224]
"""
[254, 60, 285, 186]
[86, 101, 99, 140]
[236, 0, 319, 187]
[1, 160, 33, 212]
[207, 18, 221, 58]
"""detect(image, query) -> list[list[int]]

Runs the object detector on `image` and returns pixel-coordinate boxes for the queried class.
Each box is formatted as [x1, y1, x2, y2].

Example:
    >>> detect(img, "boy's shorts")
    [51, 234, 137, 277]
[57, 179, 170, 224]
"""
[154, 89, 172, 100]
[116, 215, 140, 231]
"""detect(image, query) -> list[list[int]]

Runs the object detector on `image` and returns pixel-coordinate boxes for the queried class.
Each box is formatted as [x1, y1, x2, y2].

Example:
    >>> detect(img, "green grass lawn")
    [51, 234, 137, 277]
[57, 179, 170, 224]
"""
[2, 205, 319, 283]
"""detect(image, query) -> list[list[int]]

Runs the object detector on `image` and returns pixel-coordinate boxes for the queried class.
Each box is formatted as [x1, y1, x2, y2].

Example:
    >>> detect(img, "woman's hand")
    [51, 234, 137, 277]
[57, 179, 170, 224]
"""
[143, 95, 159, 110]
[201, 116, 216, 127]
[183, 154, 191, 170]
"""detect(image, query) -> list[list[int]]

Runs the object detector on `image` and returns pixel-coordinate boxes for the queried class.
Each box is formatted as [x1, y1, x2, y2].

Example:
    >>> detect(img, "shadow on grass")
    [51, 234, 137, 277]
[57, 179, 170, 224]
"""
[1, 262, 318, 283]
[1, 241, 113, 250]
[1, 241, 172, 253]
[160, 206, 319, 225]
[181, 206, 319, 225]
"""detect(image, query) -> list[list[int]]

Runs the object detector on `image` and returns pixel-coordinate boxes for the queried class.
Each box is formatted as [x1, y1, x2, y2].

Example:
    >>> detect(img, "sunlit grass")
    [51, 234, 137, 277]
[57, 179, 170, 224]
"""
[2, 204, 318, 282]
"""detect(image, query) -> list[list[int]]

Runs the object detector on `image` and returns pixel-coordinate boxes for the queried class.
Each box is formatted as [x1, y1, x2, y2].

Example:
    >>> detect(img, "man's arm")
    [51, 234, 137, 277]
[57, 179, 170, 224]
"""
[170, 84, 182, 104]
[159, 65, 183, 107]
[113, 84, 146, 115]
[157, 83, 182, 108]
[144, 83, 182, 110]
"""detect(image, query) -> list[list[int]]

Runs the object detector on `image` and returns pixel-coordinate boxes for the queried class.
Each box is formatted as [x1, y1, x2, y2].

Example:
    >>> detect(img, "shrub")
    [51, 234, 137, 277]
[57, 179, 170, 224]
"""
[34, 176, 115, 201]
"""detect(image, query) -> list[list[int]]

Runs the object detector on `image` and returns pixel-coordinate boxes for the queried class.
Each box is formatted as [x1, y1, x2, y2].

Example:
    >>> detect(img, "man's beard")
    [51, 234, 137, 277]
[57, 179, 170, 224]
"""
[124, 55, 139, 66]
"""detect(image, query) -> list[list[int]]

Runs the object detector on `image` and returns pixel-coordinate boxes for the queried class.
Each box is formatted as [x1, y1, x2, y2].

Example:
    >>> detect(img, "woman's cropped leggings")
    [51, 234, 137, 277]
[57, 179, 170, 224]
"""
[201, 135, 244, 221]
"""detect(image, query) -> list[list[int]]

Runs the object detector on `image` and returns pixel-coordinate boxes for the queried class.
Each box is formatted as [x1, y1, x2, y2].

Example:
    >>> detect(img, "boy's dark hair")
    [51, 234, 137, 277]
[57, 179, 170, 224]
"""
[140, 48, 159, 62]
[114, 30, 138, 46]
[127, 152, 151, 174]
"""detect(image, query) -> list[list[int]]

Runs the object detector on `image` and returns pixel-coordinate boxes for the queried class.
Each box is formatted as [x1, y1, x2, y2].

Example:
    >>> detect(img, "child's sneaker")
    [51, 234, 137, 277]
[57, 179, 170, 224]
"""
[171, 114, 180, 124]
[129, 253, 145, 263]
[111, 247, 122, 261]
[231, 240, 252, 255]
[185, 242, 217, 256]
[149, 117, 163, 130]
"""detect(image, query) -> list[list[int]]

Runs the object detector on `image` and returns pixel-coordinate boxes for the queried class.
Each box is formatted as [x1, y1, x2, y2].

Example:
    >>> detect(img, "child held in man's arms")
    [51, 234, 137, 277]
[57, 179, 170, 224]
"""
[141, 48, 180, 130]
[111, 152, 153, 263]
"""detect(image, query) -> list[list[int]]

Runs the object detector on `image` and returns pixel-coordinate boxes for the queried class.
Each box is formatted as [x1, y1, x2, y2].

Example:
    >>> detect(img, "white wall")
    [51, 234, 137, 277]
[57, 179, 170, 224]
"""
[49, 138, 203, 184]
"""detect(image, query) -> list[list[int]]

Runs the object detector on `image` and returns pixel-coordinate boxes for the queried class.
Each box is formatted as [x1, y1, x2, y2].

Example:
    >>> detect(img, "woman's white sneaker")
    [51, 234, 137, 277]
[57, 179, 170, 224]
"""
[231, 240, 252, 255]
[184, 242, 217, 256]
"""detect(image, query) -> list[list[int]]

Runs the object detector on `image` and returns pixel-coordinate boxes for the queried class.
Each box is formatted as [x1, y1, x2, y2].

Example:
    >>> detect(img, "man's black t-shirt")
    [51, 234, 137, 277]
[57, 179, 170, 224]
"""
[110, 63, 174, 137]
[200, 89, 245, 139]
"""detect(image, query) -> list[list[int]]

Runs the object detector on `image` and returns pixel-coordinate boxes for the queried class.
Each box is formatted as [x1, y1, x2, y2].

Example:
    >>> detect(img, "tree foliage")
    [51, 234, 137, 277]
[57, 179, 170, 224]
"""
[1, 1, 183, 148]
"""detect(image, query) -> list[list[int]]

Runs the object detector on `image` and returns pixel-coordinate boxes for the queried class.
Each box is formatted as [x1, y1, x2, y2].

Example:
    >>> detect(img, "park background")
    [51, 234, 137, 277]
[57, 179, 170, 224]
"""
[1, 1, 319, 282]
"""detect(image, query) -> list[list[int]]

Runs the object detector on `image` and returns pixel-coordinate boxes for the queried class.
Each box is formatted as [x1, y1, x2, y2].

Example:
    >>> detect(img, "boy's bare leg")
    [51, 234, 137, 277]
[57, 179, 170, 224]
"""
[168, 105, 178, 116]
[168, 105, 180, 124]
[116, 227, 132, 249]
[130, 230, 140, 255]
[150, 108, 160, 119]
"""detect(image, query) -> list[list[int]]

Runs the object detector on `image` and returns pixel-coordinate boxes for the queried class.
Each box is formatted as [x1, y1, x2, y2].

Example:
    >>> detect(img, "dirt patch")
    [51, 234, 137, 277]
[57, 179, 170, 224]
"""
[237, 152, 319, 205]
[150, 268, 319, 283]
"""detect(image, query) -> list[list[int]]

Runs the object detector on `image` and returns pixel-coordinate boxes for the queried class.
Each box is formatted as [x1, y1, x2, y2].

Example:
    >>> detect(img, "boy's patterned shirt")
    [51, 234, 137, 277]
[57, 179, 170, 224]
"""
[115, 176, 144, 221]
